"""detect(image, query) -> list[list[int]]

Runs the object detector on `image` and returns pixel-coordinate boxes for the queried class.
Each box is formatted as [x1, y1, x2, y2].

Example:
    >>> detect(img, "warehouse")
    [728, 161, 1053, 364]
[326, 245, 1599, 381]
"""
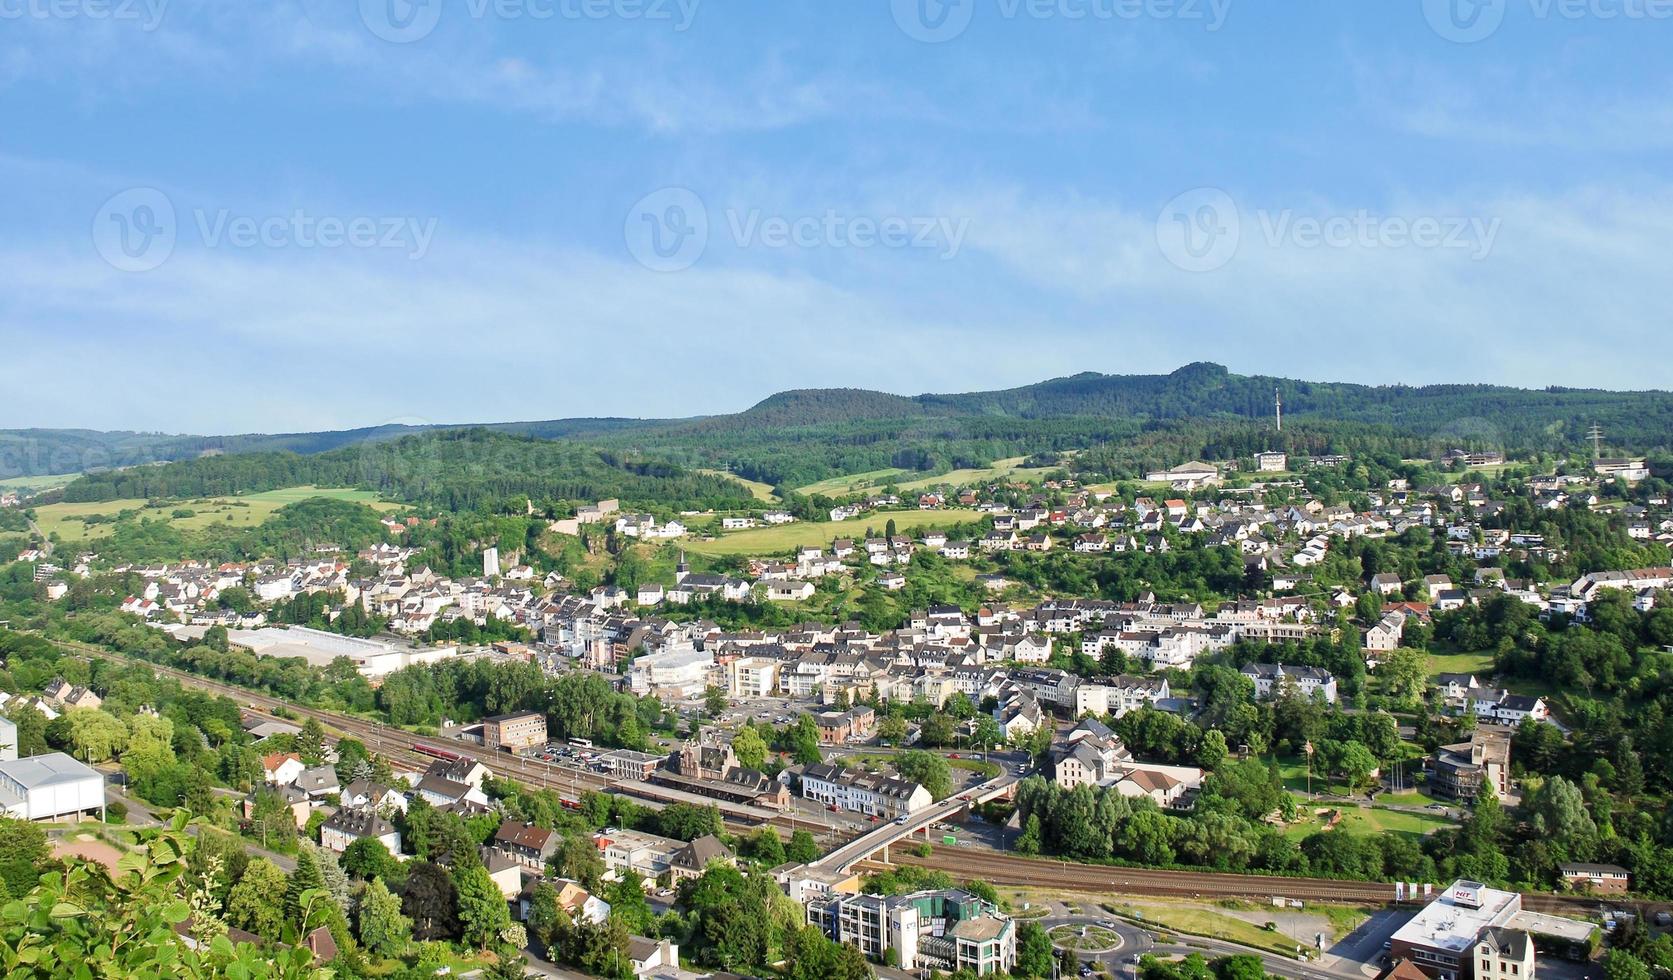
[0, 752, 106, 822]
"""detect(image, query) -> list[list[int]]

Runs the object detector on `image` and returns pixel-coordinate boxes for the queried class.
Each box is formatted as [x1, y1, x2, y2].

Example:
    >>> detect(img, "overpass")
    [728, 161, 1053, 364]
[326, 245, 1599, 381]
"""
[812, 772, 1018, 872]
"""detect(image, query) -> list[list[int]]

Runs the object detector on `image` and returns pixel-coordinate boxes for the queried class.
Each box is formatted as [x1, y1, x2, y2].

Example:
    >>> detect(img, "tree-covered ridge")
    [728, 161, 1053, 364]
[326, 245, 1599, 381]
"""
[58, 429, 754, 511]
[14, 362, 1673, 483]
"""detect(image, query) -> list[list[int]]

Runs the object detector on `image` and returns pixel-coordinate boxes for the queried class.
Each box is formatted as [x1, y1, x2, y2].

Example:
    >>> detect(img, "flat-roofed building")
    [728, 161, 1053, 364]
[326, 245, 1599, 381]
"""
[483, 711, 548, 752]
[597, 749, 663, 781]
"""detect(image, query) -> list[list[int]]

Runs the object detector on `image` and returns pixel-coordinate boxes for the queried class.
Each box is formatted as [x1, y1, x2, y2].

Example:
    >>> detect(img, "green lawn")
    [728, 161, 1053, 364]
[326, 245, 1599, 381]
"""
[1108, 901, 1303, 958]
[1424, 651, 1496, 679]
[33, 486, 401, 542]
[681, 508, 977, 556]
[1284, 804, 1457, 840]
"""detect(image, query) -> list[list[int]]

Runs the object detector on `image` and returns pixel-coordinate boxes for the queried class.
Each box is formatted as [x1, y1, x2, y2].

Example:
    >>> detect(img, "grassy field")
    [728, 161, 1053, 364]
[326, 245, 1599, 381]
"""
[681, 508, 977, 556]
[890, 456, 1058, 493]
[795, 468, 911, 497]
[1108, 901, 1304, 957]
[33, 486, 401, 542]
[1424, 651, 1496, 678]
[695, 469, 779, 502]
[1283, 804, 1457, 840]
[0, 473, 79, 492]
[796, 456, 1065, 498]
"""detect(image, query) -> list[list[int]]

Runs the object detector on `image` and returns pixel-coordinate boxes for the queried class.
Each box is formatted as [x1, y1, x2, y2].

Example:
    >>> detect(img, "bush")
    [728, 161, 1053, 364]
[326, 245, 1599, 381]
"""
[105, 801, 128, 823]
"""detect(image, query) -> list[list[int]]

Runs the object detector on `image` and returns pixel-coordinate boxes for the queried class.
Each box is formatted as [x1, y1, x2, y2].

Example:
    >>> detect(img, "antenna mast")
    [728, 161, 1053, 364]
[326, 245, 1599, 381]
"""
[1275, 388, 1283, 433]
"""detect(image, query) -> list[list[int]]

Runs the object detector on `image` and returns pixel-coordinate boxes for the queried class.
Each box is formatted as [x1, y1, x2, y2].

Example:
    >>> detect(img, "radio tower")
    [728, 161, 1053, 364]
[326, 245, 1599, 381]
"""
[1275, 388, 1283, 433]
[1588, 424, 1604, 460]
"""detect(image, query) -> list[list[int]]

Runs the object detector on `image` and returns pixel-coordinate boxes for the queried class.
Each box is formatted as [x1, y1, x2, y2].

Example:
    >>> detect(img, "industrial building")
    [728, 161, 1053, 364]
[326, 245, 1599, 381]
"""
[0, 752, 106, 822]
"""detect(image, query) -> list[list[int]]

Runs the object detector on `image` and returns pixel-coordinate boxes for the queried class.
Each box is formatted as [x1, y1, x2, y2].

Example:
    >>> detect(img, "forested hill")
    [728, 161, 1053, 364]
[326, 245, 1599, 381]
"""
[57, 429, 754, 511]
[12, 363, 1673, 482]
[698, 362, 1673, 432]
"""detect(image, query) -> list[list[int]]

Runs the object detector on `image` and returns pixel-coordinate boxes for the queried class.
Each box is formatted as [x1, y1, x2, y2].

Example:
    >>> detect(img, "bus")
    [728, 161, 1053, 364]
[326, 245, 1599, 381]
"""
[568, 738, 595, 750]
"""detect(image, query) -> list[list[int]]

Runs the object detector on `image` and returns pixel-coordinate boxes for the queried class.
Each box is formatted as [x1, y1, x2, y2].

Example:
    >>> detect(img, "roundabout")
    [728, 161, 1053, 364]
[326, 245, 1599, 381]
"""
[1049, 921, 1125, 955]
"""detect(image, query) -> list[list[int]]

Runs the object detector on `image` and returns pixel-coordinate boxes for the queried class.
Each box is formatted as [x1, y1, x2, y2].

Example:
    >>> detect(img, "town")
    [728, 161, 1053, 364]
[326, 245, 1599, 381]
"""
[3, 424, 1671, 980]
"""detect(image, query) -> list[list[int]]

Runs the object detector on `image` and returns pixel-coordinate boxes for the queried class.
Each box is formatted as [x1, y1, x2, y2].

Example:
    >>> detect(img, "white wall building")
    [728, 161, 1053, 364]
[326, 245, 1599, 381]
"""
[0, 752, 106, 821]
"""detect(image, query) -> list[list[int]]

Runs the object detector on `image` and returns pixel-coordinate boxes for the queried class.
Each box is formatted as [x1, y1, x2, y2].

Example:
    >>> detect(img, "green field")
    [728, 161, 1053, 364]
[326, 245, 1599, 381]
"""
[796, 456, 1066, 498]
[1108, 901, 1303, 958]
[1283, 804, 1456, 840]
[695, 469, 779, 502]
[681, 508, 976, 556]
[0, 473, 79, 492]
[1424, 651, 1496, 678]
[795, 468, 911, 497]
[890, 456, 1059, 493]
[33, 486, 401, 542]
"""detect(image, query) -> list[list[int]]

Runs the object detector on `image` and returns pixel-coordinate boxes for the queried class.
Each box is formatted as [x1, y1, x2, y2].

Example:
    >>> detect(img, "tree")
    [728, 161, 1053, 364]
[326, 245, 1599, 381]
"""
[920, 713, 957, 748]
[284, 846, 327, 930]
[743, 827, 786, 867]
[787, 828, 820, 864]
[227, 858, 289, 940]
[0, 817, 50, 900]
[401, 861, 460, 941]
[1197, 729, 1229, 770]
[2, 706, 49, 758]
[62, 707, 128, 762]
[341, 837, 399, 882]
[1338, 741, 1379, 790]
[1605, 950, 1651, 980]
[704, 686, 729, 716]
[732, 725, 769, 771]
[1381, 650, 1429, 707]
[357, 877, 412, 959]
[1212, 954, 1269, 980]
[878, 712, 908, 745]
[785, 923, 872, 980]
[554, 834, 606, 891]
[606, 871, 654, 935]
[0, 816, 326, 978]
[1016, 921, 1054, 978]
[456, 861, 512, 950]
[894, 750, 953, 801]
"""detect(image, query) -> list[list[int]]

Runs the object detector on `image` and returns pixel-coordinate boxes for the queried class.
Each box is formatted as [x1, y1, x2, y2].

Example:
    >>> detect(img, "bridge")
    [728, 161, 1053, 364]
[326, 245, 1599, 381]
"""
[812, 772, 1018, 872]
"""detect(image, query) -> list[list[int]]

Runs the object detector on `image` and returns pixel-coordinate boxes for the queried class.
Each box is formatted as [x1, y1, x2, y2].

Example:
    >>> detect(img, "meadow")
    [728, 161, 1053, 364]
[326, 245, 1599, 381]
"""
[32, 486, 400, 542]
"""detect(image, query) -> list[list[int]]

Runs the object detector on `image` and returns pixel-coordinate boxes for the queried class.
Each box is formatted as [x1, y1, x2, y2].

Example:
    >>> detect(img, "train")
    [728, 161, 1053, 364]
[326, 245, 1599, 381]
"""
[412, 742, 465, 762]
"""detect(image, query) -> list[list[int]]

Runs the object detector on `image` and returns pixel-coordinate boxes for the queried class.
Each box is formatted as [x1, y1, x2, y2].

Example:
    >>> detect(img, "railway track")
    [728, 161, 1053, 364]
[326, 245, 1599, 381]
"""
[890, 846, 1614, 916]
[51, 639, 800, 831]
[54, 637, 1619, 918]
[891, 847, 1396, 903]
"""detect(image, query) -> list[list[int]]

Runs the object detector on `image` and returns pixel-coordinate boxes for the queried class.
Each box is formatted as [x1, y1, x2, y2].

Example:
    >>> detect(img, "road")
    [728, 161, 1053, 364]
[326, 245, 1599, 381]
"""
[813, 771, 1018, 871]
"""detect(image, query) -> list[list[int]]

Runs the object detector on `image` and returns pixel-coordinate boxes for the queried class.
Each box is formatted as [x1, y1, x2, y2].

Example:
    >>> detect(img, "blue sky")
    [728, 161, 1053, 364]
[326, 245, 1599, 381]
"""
[2, 0, 1669, 433]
